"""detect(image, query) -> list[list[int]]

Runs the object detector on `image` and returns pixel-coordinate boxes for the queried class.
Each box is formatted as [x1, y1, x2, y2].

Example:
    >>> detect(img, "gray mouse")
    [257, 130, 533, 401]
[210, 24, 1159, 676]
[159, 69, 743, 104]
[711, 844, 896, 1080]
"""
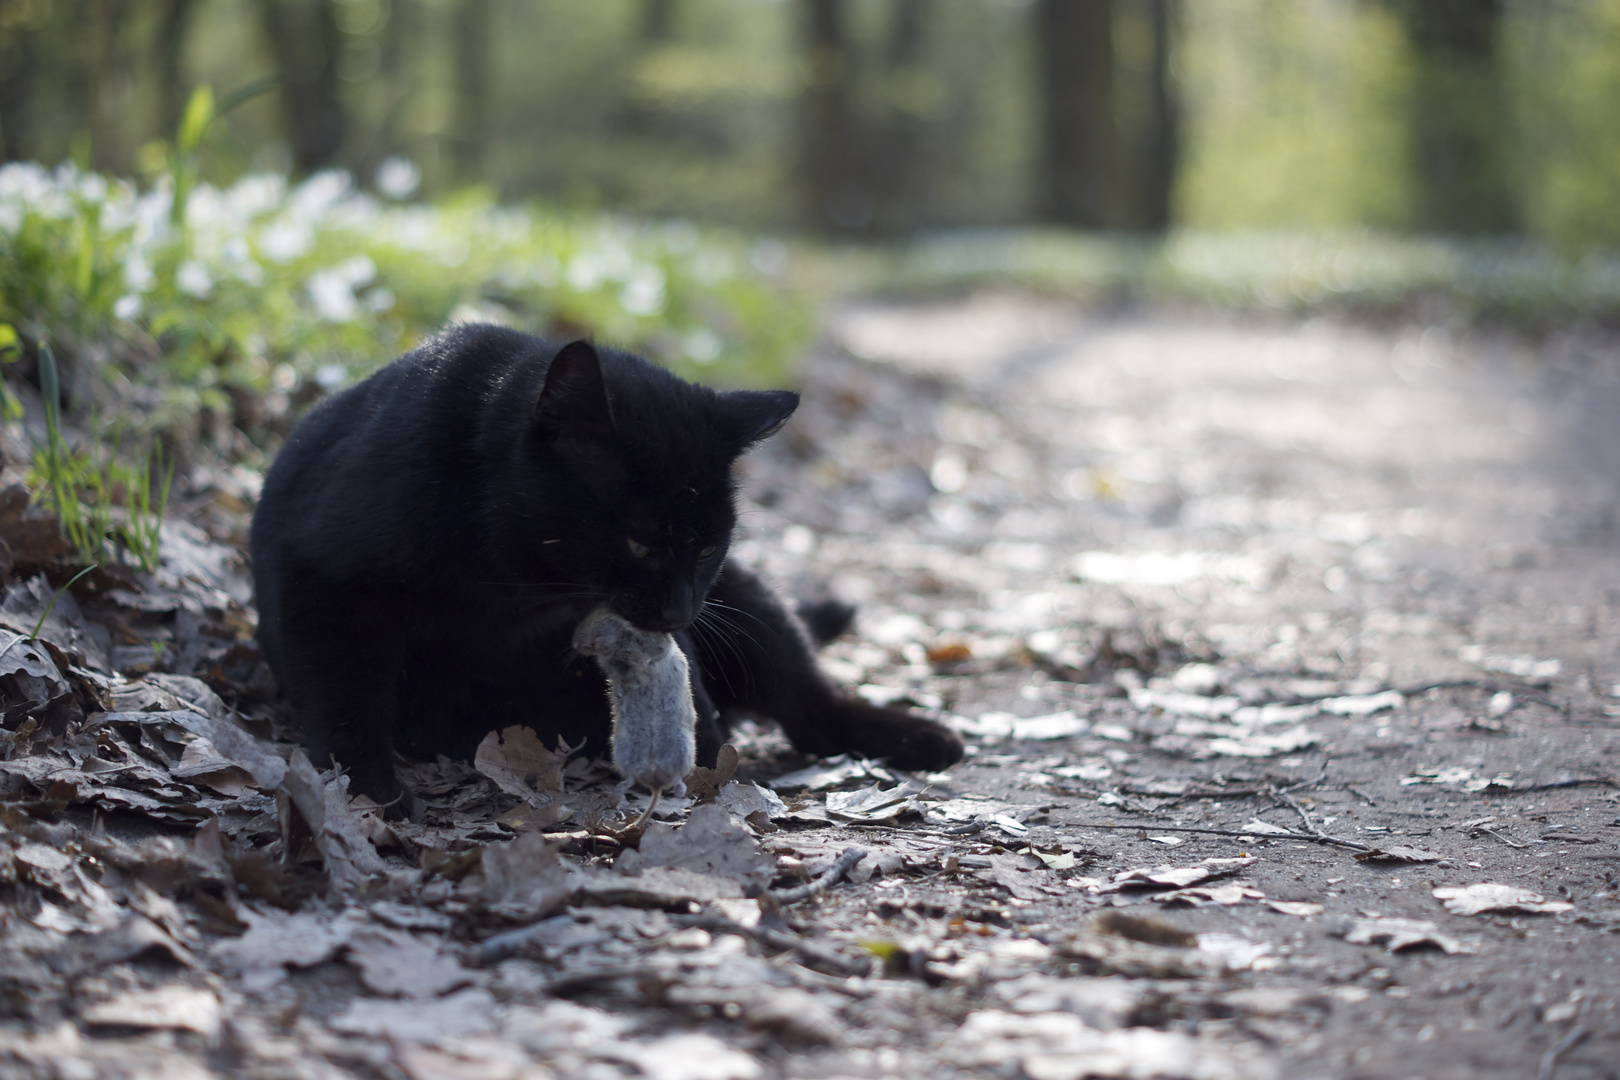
[572, 605, 696, 801]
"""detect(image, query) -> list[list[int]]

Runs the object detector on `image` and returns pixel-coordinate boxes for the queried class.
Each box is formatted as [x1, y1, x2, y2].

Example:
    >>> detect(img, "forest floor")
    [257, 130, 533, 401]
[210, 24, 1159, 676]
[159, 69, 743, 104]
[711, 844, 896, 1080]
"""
[2, 295, 1619, 1080]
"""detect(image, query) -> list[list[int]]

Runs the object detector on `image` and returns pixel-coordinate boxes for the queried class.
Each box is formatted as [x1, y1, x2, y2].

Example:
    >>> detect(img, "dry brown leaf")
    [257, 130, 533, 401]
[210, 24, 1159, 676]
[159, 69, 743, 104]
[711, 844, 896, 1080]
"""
[1354, 845, 1443, 864]
[1432, 883, 1575, 916]
[479, 831, 576, 920]
[1332, 915, 1477, 954]
[345, 925, 473, 998]
[79, 986, 222, 1037]
[277, 749, 388, 893]
[684, 743, 740, 803]
[615, 803, 775, 895]
[474, 726, 574, 812]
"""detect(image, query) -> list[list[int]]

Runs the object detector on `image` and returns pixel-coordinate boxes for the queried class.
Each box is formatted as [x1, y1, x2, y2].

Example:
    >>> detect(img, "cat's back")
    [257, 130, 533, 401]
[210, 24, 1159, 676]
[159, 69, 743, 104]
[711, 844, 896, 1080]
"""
[254, 324, 549, 573]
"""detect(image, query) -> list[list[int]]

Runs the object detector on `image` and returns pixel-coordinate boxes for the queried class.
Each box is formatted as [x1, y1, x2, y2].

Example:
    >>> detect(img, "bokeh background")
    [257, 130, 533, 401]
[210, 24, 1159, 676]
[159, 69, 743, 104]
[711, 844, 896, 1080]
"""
[4, 0, 1620, 246]
[5, 0, 1620, 491]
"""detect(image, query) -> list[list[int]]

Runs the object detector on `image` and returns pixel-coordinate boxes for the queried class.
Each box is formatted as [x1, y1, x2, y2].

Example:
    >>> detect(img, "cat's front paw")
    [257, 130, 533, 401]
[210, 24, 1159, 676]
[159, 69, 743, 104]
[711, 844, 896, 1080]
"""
[850, 705, 965, 772]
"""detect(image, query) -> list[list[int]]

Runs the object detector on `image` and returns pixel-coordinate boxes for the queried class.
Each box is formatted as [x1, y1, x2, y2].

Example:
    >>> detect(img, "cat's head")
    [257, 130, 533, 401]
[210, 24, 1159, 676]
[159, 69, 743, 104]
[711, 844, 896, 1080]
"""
[530, 339, 797, 633]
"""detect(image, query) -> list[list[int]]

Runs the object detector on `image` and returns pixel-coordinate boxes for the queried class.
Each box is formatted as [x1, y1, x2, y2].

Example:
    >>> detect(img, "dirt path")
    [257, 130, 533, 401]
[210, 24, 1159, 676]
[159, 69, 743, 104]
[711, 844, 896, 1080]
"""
[743, 297, 1620, 1080]
[2, 298, 1618, 1080]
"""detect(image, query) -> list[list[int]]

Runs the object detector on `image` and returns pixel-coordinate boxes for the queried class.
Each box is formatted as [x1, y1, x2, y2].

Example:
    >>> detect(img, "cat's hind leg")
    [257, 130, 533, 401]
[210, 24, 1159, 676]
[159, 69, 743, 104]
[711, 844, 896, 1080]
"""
[690, 561, 964, 771]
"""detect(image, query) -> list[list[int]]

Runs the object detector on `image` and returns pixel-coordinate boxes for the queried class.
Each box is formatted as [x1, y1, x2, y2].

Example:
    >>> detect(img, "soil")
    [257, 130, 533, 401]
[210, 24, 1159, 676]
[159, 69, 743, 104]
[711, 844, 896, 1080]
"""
[2, 296, 1618, 1080]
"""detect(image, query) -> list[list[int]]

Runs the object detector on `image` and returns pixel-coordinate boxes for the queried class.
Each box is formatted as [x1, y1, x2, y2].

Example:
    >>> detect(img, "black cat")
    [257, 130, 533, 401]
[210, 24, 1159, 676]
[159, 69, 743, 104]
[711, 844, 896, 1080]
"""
[250, 324, 963, 810]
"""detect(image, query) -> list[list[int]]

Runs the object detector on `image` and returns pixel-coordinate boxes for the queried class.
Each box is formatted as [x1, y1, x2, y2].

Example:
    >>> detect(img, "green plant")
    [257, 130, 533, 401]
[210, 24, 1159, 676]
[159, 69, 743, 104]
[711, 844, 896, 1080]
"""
[29, 342, 172, 571]
[29, 564, 99, 642]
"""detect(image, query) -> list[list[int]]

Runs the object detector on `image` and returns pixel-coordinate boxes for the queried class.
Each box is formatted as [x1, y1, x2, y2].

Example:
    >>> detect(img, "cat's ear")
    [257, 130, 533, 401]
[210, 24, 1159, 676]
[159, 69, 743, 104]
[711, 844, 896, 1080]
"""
[718, 389, 798, 454]
[537, 340, 615, 440]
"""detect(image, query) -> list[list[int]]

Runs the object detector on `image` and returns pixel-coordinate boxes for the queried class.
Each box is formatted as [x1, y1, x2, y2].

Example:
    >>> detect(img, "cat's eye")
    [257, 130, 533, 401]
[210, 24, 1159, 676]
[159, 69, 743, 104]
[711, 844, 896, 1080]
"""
[627, 538, 649, 559]
[698, 544, 718, 558]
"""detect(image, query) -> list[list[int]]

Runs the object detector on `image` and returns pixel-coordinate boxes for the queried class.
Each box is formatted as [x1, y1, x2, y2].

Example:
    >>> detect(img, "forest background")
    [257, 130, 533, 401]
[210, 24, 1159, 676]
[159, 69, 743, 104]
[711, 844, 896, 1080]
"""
[3, 0, 1620, 510]
[6, 0, 1620, 247]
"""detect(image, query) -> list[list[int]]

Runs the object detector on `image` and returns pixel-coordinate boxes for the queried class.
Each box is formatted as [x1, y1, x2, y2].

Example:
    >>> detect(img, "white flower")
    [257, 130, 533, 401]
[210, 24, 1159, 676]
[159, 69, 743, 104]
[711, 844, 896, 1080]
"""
[374, 156, 421, 200]
[259, 219, 312, 263]
[226, 173, 286, 218]
[288, 170, 352, 223]
[619, 265, 666, 317]
[113, 294, 143, 320]
[176, 260, 213, 299]
[123, 253, 155, 292]
[77, 173, 107, 203]
[683, 328, 722, 364]
[305, 255, 376, 322]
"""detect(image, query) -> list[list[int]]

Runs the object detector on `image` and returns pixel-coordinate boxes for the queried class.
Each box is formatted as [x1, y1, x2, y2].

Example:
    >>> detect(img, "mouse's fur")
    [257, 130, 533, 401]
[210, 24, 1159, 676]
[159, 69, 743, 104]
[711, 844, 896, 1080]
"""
[572, 605, 695, 795]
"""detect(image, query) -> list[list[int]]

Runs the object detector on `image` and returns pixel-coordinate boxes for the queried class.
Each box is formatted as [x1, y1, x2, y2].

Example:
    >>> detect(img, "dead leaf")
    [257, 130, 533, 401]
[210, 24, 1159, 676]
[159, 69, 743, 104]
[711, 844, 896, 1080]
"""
[277, 750, 388, 893]
[1152, 883, 1266, 907]
[684, 744, 739, 802]
[473, 726, 573, 816]
[823, 782, 923, 824]
[950, 1010, 1263, 1080]
[212, 908, 355, 988]
[79, 986, 222, 1037]
[765, 755, 895, 792]
[950, 710, 1089, 741]
[606, 1033, 762, 1080]
[1267, 900, 1324, 917]
[616, 803, 775, 895]
[1331, 915, 1478, 954]
[1354, 845, 1443, 864]
[345, 925, 473, 998]
[479, 831, 576, 920]
[1432, 883, 1575, 916]
[713, 780, 787, 822]
[330, 987, 499, 1043]
[1099, 856, 1257, 894]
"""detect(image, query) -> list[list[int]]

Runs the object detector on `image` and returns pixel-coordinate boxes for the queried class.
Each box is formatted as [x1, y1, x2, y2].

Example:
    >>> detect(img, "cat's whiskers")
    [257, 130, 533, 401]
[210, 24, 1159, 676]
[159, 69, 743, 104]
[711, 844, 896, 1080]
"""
[689, 607, 751, 697]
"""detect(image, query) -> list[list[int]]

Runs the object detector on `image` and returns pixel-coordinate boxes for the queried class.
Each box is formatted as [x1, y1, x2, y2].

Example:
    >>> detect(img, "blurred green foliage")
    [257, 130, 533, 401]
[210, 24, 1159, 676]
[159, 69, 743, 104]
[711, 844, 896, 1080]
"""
[0, 157, 807, 443]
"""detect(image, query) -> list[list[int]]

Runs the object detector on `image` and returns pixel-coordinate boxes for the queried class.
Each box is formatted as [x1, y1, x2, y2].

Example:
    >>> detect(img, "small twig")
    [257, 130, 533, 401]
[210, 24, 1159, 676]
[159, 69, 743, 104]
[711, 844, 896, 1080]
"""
[1489, 777, 1618, 795]
[1270, 788, 1319, 835]
[543, 965, 658, 995]
[1536, 1024, 1588, 1080]
[1479, 826, 1529, 850]
[669, 913, 871, 977]
[1279, 758, 1333, 795]
[1049, 783, 1154, 814]
[771, 847, 867, 904]
[467, 918, 565, 967]
[1346, 786, 1379, 806]
[1071, 821, 1370, 851]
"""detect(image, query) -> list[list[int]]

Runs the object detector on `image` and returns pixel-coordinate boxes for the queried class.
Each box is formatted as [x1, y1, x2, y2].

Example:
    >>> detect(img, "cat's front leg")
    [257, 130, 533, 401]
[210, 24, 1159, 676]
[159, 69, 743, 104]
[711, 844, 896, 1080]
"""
[271, 570, 413, 813]
[692, 562, 964, 772]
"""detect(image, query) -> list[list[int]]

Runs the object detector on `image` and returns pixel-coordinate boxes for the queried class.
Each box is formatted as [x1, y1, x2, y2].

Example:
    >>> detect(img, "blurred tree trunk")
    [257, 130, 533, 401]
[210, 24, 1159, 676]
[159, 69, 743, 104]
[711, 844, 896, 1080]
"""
[0, 0, 43, 161]
[1392, 0, 1516, 234]
[640, 0, 677, 43]
[369, 0, 418, 164]
[154, 0, 201, 138]
[450, 0, 496, 182]
[258, 0, 347, 173]
[799, 0, 867, 234]
[86, 0, 137, 172]
[1034, 0, 1117, 227]
[1130, 0, 1177, 232]
[869, 0, 928, 236]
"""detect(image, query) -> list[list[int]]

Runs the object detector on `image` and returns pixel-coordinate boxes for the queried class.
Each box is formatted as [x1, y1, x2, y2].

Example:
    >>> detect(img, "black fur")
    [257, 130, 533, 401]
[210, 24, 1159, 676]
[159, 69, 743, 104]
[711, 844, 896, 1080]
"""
[250, 325, 963, 808]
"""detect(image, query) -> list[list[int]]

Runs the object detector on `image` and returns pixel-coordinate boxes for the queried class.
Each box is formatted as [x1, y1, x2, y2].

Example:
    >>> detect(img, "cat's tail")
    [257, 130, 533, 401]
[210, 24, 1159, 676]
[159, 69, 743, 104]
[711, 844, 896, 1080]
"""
[795, 597, 857, 646]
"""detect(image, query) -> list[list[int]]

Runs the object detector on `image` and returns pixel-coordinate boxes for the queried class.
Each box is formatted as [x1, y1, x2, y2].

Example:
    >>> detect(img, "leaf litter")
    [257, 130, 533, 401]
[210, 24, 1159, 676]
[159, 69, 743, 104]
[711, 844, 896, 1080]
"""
[6, 325, 1620, 1080]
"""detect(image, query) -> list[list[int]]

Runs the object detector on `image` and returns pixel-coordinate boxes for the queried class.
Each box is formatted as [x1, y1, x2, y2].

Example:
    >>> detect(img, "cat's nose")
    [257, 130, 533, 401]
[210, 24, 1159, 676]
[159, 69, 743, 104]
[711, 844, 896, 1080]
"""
[656, 590, 695, 631]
